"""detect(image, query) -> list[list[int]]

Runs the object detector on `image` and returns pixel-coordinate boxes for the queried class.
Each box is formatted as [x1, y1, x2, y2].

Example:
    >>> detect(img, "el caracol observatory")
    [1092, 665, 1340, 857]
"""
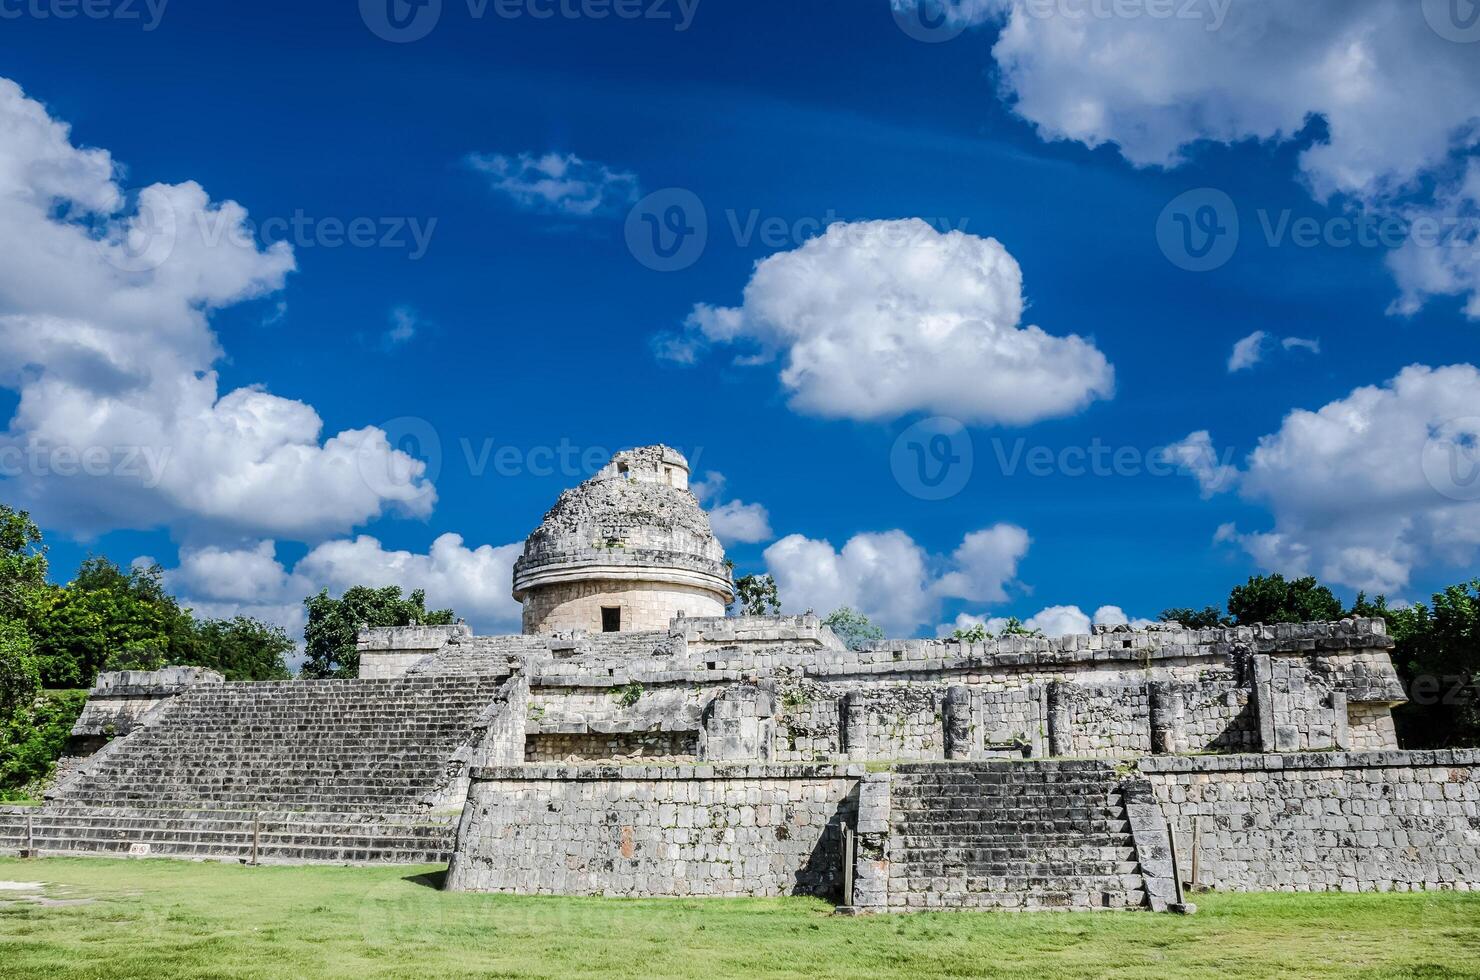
[511, 445, 734, 634]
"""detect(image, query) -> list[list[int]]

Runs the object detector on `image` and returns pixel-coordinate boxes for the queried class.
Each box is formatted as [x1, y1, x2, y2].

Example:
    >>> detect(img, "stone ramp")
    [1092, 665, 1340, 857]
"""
[887, 760, 1151, 911]
[13, 674, 516, 864]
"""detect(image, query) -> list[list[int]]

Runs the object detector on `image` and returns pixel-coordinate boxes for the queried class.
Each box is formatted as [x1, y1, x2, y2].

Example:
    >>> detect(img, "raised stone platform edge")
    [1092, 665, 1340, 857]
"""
[468, 762, 866, 781]
[1137, 748, 1480, 773]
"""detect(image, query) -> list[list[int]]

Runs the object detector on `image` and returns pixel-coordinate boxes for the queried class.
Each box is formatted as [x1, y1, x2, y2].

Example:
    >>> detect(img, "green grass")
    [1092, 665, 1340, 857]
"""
[0, 858, 1477, 979]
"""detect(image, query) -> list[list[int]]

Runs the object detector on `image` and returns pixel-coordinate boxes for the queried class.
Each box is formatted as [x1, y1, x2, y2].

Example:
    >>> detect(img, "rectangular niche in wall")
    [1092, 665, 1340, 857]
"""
[601, 606, 622, 632]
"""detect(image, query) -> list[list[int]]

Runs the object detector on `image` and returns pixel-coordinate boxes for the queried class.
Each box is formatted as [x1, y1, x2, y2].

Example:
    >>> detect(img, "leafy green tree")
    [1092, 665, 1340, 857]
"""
[731, 574, 780, 617]
[1226, 574, 1344, 625]
[823, 607, 884, 650]
[0, 620, 40, 720]
[1360, 582, 1479, 749]
[1158, 606, 1231, 629]
[32, 558, 195, 687]
[301, 586, 454, 679]
[190, 617, 293, 681]
[0, 689, 87, 801]
[0, 504, 47, 625]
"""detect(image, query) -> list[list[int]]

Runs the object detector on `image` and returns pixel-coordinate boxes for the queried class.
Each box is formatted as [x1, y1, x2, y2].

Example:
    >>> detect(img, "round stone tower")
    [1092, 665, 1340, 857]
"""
[512, 445, 733, 634]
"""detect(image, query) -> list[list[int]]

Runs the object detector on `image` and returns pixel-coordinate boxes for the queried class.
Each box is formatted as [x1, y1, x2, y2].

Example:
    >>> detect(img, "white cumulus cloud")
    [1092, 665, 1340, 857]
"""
[691, 470, 773, 544]
[163, 533, 525, 644]
[973, 0, 1480, 316]
[944, 602, 1151, 638]
[1197, 364, 1480, 593]
[659, 219, 1114, 425]
[764, 522, 1029, 634]
[0, 77, 436, 542]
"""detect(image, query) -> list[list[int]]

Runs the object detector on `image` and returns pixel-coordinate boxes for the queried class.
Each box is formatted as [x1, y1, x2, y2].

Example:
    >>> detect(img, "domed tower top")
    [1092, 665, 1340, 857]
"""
[512, 445, 733, 634]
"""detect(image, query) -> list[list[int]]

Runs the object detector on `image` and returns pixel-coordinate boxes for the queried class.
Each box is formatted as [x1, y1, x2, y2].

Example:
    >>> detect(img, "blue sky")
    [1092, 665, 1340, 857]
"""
[2, 0, 1479, 644]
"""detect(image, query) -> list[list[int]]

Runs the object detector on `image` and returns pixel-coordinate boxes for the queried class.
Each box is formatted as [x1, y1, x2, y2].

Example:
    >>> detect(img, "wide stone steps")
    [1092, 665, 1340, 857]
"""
[55, 674, 508, 815]
[885, 761, 1150, 912]
[0, 806, 456, 865]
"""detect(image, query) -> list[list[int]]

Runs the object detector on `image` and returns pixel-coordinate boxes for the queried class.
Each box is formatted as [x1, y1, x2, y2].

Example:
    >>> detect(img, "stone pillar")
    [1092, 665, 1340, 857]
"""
[1251, 654, 1277, 753]
[842, 692, 869, 761]
[1148, 681, 1184, 755]
[852, 771, 892, 911]
[1046, 681, 1074, 758]
[942, 685, 973, 761]
[1330, 691, 1349, 750]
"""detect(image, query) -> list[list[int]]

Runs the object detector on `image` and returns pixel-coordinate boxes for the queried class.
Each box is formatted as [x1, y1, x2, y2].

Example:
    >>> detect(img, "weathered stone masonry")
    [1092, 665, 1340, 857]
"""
[446, 764, 858, 897]
[1140, 750, 1480, 893]
[11, 444, 1477, 914]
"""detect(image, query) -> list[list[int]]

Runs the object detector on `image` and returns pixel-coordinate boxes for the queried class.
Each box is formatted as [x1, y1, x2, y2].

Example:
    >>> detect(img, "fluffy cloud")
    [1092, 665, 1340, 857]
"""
[0, 78, 436, 541]
[944, 603, 1151, 639]
[763, 522, 1028, 634]
[972, 1, 1480, 316]
[164, 533, 525, 642]
[707, 501, 774, 545]
[1200, 364, 1480, 593]
[659, 219, 1114, 425]
[466, 151, 639, 218]
[934, 524, 1032, 604]
[1159, 430, 1238, 498]
[690, 470, 773, 544]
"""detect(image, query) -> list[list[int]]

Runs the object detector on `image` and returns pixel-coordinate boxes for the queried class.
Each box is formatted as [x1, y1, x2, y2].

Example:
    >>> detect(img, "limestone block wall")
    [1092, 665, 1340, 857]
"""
[522, 578, 725, 634]
[69, 667, 223, 752]
[975, 686, 1044, 753]
[525, 731, 698, 763]
[358, 623, 473, 679]
[1062, 683, 1152, 759]
[1143, 750, 1480, 893]
[842, 686, 942, 761]
[1177, 680, 1259, 752]
[1348, 702, 1399, 750]
[446, 764, 860, 897]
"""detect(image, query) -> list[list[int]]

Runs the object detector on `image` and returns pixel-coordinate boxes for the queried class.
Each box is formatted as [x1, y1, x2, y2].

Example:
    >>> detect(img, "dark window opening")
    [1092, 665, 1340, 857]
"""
[618, 462, 630, 479]
[601, 607, 622, 632]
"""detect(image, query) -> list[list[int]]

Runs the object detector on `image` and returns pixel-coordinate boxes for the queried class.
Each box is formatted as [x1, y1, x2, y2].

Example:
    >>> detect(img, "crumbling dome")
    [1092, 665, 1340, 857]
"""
[512, 445, 733, 634]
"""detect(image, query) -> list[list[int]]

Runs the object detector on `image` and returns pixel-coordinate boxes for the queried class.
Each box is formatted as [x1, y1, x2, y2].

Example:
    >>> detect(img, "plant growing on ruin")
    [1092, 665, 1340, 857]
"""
[730, 574, 780, 616]
[614, 682, 644, 707]
[952, 623, 988, 643]
[823, 607, 883, 650]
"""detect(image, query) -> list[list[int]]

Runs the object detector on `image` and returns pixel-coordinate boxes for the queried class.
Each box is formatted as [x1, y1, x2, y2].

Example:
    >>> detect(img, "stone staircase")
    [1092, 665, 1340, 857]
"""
[888, 760, 1151, 911]
[0, 675, 512, 864]
[0, 806, 457, 864]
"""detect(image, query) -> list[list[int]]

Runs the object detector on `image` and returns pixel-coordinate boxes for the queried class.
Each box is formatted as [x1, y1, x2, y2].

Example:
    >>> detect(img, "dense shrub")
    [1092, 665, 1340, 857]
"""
[0, 689, 87, 800]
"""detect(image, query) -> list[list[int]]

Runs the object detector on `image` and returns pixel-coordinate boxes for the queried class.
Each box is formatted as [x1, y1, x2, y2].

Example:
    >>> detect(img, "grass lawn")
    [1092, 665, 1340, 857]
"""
[0, 858, 1477, 979]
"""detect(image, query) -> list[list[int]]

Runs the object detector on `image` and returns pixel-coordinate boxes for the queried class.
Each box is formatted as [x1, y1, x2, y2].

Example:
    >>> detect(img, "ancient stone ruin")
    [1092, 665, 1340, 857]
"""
[3, 445, 1476, 911]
